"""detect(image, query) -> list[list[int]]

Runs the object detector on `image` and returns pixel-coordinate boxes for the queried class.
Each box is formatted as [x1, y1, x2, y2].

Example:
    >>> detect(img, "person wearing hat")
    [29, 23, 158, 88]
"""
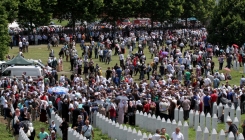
[225, 118, 239, 138]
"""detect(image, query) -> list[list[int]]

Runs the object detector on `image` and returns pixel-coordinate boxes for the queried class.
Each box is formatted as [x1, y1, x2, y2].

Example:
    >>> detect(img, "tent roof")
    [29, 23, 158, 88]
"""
[5, 54, 33, 65]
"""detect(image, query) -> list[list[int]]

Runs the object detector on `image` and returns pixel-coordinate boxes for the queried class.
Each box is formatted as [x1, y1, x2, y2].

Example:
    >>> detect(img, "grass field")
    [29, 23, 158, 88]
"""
[2, 43, 245, 139]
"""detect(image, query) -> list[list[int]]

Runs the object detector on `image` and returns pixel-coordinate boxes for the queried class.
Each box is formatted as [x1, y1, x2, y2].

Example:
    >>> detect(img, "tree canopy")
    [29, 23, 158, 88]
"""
[207, 0, 245, 46]
[0, 1, 10, 60]
[101, 0, 142, 24]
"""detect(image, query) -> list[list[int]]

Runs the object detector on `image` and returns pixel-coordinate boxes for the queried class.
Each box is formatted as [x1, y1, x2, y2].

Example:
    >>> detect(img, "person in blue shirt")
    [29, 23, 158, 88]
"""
[116, 67, 122, 78]
[203, 92, 211, 115]
[103, 49, 108, 62]
[113, 75, 120, 87]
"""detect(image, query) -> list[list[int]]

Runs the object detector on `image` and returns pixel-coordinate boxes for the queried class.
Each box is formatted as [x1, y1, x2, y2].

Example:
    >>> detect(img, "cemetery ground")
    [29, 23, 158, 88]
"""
[1, 44, 244, 140]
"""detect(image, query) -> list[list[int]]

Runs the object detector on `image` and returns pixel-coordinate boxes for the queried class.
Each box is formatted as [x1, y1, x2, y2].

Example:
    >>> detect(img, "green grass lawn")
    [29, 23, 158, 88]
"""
[3, 44, 245, 139]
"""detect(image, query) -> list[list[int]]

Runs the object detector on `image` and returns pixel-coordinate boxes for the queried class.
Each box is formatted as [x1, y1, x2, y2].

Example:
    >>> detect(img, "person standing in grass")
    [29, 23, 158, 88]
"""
[37, 127, 49, 140]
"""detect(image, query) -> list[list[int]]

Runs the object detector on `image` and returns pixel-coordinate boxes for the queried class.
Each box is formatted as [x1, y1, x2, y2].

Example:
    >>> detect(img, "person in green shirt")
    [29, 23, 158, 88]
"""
[185, 70, 191, 81]
[161, 128, 170, 140]
[37, 127, 49, 140]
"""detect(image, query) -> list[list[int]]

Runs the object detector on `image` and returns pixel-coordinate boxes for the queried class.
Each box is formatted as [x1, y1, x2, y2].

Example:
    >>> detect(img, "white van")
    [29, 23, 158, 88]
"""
[1, 66, 43, 81]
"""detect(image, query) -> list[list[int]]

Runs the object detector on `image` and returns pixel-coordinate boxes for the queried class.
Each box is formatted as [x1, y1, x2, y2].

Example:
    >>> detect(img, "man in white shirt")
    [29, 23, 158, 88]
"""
[19, 40, 23, 52]
[171, 127, 184, 140]
[152, 129, 166, 140]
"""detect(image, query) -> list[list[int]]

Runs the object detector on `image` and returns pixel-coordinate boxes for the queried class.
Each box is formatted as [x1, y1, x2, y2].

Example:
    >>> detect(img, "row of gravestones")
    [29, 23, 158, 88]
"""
[94, 111, 153, 140]
[50, 111, 89, 140]
[18, 128, 30, 140]
[196, 126, 244, 140]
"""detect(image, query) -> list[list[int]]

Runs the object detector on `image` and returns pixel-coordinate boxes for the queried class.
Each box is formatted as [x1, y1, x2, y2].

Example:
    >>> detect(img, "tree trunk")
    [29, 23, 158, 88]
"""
[72, 18, 75, 35]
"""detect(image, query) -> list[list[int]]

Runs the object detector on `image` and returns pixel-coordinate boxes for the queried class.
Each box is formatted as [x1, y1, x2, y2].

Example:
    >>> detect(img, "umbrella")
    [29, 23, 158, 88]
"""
[166, 40, 172, 45]
[233, 44, 239, 48]
[162, 51, 169, 56]
[116, 96, 129, 100]
[47, 86, 69, 95]
[188, 17, 197, 21]
[223, 67, 231, 72]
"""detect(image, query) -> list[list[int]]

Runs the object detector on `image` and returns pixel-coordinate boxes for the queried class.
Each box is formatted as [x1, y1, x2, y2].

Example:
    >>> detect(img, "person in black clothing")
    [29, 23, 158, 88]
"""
[72, 105, 81, 127]
[72, 115, 83, 133]
[240, 92, 245, 114]
[106, 67, 112, 80]
[59, 118, 69, 140]
[62, 99, 69, 122]
[5, 105, 12, 132]
[81, 108, 89, 124]
[128, 101, 136, 125]
[13, 119, 20, 140]
[114, 63, 119, 70]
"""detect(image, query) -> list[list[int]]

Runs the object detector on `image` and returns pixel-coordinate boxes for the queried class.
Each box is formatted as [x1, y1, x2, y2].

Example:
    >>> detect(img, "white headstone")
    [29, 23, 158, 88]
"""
[114, 123, 120, 139]
[132, 128, 137, 140]
[108, 119, 112, 137]
[200, 112, 205, 130]
[196, 126, 202, 140]
[211, 129, 217, 140]
[160, 118, 166, 132]
[174, 108, 179, 122]
[183, 121, 189, 140]
[236, 106, 241, 122]
[104, 117, 109, 134]
[233, 117, 239, 128]
[135, 110, 140, 126]
[142, 112, 148, 130]
[228, 132, 235, 140]
[218, 103, 223, 118]
[142, 133, 148, 140]
[151, 114, 157, 133]
[230, 104, 235, 121]
[127, 127, 132, 140]
[166, 119, 171, 135]
[101, 115, 106, 134]
[226, 116, 231, 130]
[189, 110, 194, 127]
[79, 135, 84, 140]
[219, 129, 225, 140]
[179, 108, 184, 122]
[171, 120, 177, 135]
[206, 113, 211, 131]
[139, 111, 144, 128]
[146, 113, 152, 131]
[238, 133, 245, 140]
[177, 121, 182, 132]
[137, 130, 143, 139]
[194, 111, 200, 130]
[224, 104, 230, 125]
[212, 102, 217, 116]
[212, 114, 218, 130]
[122, 125, 128, 140]
[118, 124, 124, 140]
[203, 127, 209, 140]
[156, 116, 162, 132]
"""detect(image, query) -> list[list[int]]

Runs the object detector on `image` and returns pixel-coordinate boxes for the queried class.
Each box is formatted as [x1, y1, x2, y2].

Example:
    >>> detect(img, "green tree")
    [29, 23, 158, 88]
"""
[207, 0, 245, 46]
[0, 2, 10, 60]
[2, 0, 19, 23]
[55, 0, 103, 33]
[18, 0, 55, 32]
[101, 0, 142, 24]
[140, 0, 183, 27]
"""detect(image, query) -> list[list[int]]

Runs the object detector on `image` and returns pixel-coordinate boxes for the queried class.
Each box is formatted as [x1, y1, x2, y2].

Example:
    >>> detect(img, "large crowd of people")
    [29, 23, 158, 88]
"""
[1, 27, 245, 140]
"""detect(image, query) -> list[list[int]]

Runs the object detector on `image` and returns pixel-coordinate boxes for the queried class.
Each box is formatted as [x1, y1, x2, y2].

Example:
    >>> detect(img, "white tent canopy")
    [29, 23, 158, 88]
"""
[8, 21, 19, 28]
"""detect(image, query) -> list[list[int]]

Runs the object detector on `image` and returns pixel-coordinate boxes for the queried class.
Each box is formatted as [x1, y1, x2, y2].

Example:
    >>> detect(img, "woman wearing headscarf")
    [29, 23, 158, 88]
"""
[28, 123, 35, 140]
[40, 101, 47, 122]
[117, 99, 127, 124]
[59, 118, 69, 140]
[127, 101, 136, 125]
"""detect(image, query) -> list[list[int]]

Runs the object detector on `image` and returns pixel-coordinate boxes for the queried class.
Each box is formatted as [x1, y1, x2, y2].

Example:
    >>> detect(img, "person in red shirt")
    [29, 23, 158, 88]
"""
[109, 104, 117, 122]
[143, 100, 150, 113]
[210, 89, 218, 114]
